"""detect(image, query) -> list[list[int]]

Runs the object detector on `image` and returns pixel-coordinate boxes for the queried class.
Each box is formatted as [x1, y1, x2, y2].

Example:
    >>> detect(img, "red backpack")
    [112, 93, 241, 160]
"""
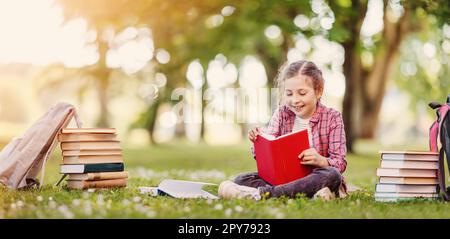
[429, 94, 450, 201]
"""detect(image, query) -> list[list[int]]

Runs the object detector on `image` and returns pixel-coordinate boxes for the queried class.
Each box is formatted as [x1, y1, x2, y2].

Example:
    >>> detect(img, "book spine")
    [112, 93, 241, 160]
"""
[61, 128, 117, 134]
[375, 197, 437, 202]
[375, 192, 439, 198]
[379, 176, 439, 185]
[376, 168, 438, 178]
[272, 140, 281, 185]
[86, 171, 129, 180]
[62, 150, 123, 157]
[62, 156, 123, 165]
[380, 160, 439, 169]
[60, 138, 117, 142]
[85, 178, 127, 188]
[84, 163, 124, 173]
[376, 183, 438, 193]
[61, 141, 121, 150]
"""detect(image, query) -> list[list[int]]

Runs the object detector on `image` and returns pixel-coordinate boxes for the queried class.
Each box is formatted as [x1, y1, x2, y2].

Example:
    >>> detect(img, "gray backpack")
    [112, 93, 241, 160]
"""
[0, 102, 82, 189]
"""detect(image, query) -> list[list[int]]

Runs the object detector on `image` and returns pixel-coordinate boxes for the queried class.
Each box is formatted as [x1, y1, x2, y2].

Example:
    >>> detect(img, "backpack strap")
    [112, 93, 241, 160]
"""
[52, 109, 83, 187]
[430, 120, 439, 152]
[438, 147, 450, 200]
[429, 102, 442, 152]
[436, 105, 450, 200]
[430, 105, 450, 151]
[39, 109, 82, 189]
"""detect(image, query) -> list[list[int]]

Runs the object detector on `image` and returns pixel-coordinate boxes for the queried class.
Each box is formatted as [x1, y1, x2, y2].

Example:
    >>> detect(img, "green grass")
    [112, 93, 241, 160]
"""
[1, 140, 449, 219]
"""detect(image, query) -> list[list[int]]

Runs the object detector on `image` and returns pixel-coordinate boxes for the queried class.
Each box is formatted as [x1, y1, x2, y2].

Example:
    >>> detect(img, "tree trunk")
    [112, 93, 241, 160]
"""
[94, 34, 111, 127]
[341, 0, 367, 152]
[358, 47, 398, 138]
[96, 76, 110, 127]
[146, 98, 161, 145]
[199, 70, 208, 140]
[342, 41, 365, 152]
[173, 86, 186, 138]
[358, 2, 412, 138]
[342, 1, 413, 151]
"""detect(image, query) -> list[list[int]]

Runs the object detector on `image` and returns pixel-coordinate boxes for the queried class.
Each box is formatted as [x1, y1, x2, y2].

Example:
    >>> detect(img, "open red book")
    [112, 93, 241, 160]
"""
[254, 129, 313, 186]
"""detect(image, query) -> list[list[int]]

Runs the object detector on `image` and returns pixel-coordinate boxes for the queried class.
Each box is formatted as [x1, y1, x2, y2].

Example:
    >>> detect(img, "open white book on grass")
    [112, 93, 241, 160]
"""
[138, 179, 219, 199]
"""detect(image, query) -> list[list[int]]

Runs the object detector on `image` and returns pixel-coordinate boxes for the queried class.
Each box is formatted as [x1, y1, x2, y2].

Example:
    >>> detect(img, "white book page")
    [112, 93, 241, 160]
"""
[277, 129, 307, 139]
[258, 133, 276, 140]
[258, 129, 307, 141]
[157, 179, 219, 199]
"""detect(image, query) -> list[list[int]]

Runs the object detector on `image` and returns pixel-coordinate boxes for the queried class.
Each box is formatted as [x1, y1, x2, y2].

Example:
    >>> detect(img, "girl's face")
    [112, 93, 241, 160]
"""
[284, 75, 322, 119]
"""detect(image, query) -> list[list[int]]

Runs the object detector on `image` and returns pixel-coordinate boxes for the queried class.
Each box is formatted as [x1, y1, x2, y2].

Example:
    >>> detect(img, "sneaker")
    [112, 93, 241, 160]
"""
[313, 187, 336, 201]
[218, 180, 261, 200]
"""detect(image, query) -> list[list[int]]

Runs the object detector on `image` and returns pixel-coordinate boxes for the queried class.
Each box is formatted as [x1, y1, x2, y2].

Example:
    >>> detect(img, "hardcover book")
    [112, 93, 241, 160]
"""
[378, 176, 438, 185]
[60, 163, 124, 174]
[68, 171, 129, 181]
[58, 133, 117, 142]
[380, 160, 439, 170]
[67, 178, 127, 189]
[376, 168, 438, 178]
[63, 155, 123, 164]
[375, 183, 438, 193]
[375, 195, 438, 202]
[254, 130, 312, 186]
[62, 149, 123, 157]
[60, 141, 121, 151]
[379, 151, 439, 161]
[61, 128, 117, 134]
[374, 192, 438, 198]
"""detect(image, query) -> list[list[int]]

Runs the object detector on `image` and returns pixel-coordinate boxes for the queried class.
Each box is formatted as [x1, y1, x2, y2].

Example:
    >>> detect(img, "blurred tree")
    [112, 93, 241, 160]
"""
[45, 0, 148, 127]
[55, 0, 223, 143]
[34, 64, 139, 126]
[172, 1, 311, 139]
[195, 0, 449, 151]
[136, 1, 224, 141]
[394, 15, 449, 114]
[332, 0, 449, 151]
[340, 0, 449, 151]
[54, 0, 449, 148]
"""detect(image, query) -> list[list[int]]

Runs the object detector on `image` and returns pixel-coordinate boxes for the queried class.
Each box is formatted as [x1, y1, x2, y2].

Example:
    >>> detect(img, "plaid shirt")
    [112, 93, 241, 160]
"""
[251, 103, 348, 195]
[264, 103, 347, 174]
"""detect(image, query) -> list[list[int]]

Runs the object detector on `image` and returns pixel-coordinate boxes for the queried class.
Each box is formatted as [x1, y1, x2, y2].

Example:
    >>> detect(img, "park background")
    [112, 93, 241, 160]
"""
[0, 0, 449, 218]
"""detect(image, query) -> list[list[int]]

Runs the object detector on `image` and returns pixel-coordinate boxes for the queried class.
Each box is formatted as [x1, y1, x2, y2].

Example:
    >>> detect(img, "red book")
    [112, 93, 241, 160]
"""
[254, 130, 313, 186]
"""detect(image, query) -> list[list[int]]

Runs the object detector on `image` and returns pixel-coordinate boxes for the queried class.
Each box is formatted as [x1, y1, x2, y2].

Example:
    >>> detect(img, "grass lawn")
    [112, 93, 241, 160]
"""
[1, 140, 448, 219]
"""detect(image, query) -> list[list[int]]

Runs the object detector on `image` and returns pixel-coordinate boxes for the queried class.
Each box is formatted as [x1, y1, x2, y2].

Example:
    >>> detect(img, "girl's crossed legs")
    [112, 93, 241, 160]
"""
[234, 167, 342, 198]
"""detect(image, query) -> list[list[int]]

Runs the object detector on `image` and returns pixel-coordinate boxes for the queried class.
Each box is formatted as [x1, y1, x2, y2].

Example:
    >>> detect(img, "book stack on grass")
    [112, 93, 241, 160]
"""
[58, 128, 128, 189]
[375, 151, 440, 202]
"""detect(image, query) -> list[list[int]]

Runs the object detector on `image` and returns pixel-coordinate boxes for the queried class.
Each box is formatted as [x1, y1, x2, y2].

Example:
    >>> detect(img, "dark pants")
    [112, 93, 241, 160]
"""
[234, 167, 342, 198]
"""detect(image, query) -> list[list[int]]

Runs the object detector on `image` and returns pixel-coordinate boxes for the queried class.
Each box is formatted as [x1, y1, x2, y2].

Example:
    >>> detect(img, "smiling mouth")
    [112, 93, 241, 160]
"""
[292, 105, 303, 111]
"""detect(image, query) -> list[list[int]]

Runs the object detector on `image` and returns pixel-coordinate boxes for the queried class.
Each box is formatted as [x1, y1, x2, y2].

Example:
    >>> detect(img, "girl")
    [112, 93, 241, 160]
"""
[218, 60, 347, 200]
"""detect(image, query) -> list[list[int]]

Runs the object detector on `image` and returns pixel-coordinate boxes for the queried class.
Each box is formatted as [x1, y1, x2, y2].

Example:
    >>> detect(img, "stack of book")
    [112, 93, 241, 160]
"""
[58, 128, 128, 189]
[375, 151, 440, 202]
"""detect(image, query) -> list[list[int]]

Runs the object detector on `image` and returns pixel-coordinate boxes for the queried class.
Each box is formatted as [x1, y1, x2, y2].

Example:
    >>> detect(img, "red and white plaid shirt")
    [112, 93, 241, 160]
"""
[251, 102, 348, 194]
[264, 103, 347, 173]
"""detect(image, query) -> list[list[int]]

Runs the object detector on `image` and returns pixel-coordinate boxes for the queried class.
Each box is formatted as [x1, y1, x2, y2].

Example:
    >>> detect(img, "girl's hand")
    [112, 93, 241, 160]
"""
[299, 148, 329, 168]
[248, 127, 262, 142]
